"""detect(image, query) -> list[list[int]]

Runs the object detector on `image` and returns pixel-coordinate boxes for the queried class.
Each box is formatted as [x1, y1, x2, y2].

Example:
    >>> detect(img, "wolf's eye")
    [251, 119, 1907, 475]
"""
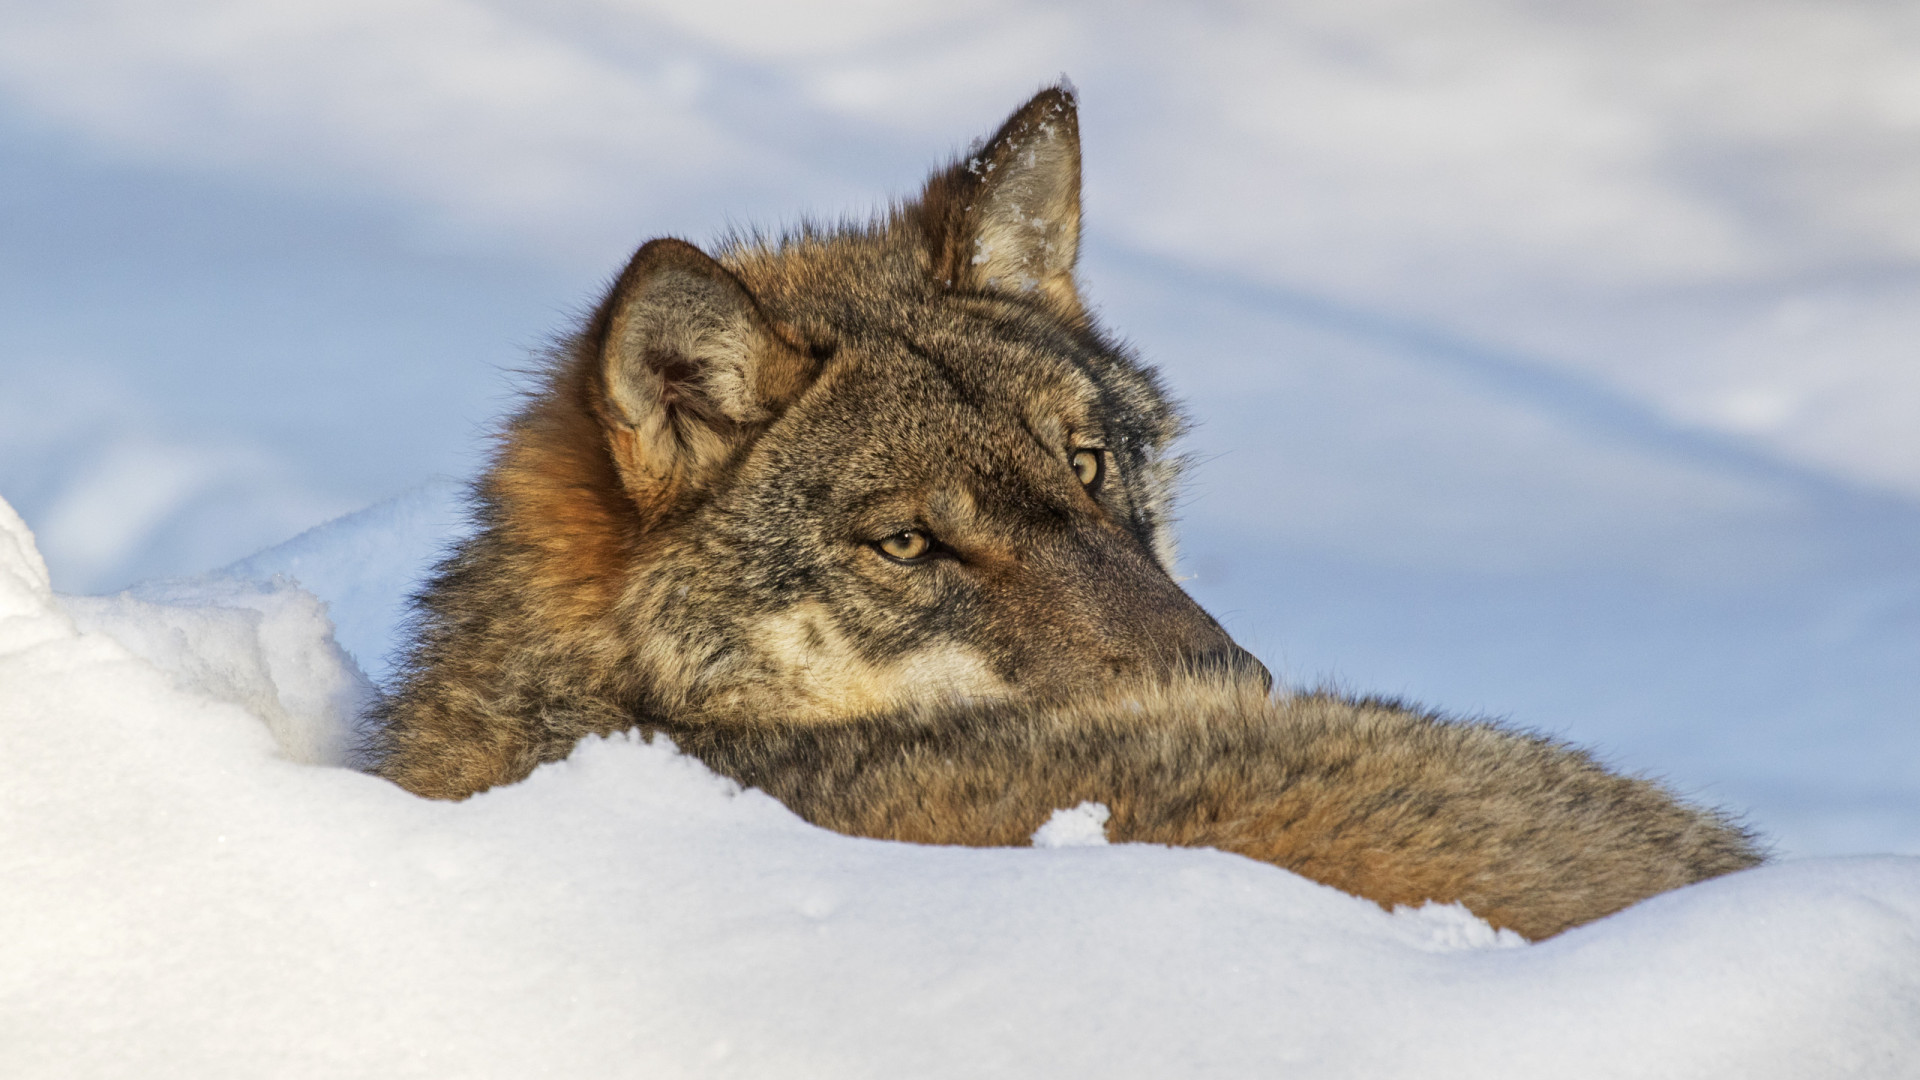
[876, 530, 933, 563]
[1070, 448, 1104, 494]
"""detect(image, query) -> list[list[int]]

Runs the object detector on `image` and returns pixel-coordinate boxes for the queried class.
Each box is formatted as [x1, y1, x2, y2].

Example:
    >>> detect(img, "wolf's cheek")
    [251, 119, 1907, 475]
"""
[710, 600, 1010, 721]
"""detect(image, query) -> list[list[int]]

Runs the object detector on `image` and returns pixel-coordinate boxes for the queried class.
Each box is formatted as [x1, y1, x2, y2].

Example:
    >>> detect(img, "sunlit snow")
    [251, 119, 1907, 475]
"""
[5, 492, 1918, 1076]
[4, 4, 1920, 1072]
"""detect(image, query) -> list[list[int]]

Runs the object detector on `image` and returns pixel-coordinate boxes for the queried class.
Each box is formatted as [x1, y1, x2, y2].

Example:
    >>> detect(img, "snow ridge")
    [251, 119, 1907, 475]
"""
[4, 491, 1918, 1078]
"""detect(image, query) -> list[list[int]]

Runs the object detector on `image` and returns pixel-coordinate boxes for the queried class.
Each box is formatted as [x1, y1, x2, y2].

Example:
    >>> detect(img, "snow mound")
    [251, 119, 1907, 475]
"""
[5, 489, 1919, 1078]
[61, 577, 373, 767]
[1032, 800, 1113, 848]
[222, 477, 471, 682]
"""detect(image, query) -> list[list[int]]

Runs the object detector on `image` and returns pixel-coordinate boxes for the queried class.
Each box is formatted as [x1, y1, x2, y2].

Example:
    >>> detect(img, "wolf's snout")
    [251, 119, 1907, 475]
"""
[1190, 645, 1273, 693]
[1023, 526, 1267, 697]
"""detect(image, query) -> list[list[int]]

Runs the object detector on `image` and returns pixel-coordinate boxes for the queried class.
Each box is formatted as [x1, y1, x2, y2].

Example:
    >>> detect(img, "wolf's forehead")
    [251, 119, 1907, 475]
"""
[733, 245, 1176, 453]
[849, 303, 1105, 399]
[827, 334, 1101, 444]
[733, 244, 1111, 402]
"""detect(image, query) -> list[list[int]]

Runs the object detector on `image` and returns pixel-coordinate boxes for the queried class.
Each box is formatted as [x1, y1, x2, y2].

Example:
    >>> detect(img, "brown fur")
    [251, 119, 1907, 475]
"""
[371, 85, 1764, 937]
[656, 675, 1760, 941]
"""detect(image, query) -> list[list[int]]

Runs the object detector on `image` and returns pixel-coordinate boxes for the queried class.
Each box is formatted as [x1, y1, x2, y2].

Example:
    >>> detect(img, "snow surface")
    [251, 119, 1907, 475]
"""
[5, 490, 1920, 1077]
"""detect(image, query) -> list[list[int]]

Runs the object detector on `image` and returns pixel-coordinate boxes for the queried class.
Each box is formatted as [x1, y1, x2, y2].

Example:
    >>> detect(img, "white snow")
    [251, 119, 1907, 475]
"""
[220, 478, 472, 684]
[47, 479, 472, 763]
[1030, 801, 1112, 848]
[61, 578, 372, 767]
[5, 491, 1919, 1077]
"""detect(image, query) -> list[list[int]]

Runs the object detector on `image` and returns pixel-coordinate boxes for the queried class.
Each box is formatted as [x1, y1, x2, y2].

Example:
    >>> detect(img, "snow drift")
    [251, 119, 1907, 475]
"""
[3, 489, 1917, 1078]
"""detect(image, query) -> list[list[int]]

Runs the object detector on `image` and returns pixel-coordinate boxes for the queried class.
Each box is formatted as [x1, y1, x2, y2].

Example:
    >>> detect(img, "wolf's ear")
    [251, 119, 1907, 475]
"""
[919, 84, 1083, 321]
[594, 238, 815, 521]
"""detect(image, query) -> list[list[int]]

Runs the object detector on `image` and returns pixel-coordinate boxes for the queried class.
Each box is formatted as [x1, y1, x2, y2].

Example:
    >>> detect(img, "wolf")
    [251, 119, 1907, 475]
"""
[372, 85, 1762, 938]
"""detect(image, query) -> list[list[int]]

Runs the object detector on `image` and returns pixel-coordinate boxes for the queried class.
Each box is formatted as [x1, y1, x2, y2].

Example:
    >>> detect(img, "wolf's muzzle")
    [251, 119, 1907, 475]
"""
[1190, 645, 1274, 694]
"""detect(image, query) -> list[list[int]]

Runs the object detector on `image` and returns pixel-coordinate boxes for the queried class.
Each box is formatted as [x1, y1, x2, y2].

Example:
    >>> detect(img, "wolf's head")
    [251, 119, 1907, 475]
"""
[488, 85, 1265, 724]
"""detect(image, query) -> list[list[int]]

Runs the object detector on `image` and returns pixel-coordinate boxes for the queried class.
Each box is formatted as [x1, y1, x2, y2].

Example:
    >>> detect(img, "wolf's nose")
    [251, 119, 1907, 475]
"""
[1191, 645, 1273, 693]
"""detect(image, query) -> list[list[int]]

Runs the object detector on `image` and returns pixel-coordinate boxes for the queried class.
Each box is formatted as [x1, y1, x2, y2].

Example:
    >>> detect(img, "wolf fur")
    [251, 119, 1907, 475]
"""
[655, 676, 1758, 941]
[372, 85, 1763, 938]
